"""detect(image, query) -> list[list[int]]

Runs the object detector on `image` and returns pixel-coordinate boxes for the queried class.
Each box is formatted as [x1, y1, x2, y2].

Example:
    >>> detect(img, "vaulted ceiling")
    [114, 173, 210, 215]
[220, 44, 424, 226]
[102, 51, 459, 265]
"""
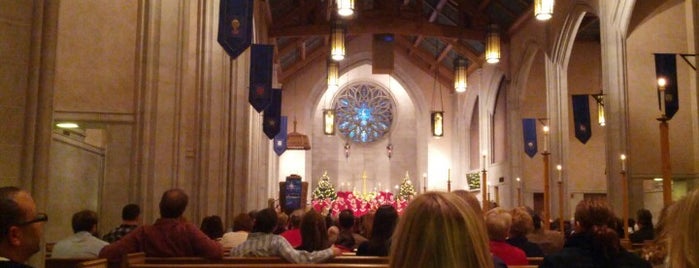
[262, 0, 595, 87]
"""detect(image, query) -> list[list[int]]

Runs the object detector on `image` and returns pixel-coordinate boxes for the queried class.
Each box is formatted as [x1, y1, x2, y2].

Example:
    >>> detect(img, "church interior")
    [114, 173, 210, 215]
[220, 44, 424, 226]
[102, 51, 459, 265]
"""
[1, 0, 698, 261]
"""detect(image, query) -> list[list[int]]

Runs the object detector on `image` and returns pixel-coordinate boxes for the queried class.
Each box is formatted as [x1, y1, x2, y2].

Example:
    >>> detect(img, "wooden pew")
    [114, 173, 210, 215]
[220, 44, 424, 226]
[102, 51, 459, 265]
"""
[129, 265, 387, 268]
[508, 266, 539, 268]
[526, 257, 544, 265]
[78, 259, 109, 268]
[45, 258, 95, 268]
[123, 252, 388, 267]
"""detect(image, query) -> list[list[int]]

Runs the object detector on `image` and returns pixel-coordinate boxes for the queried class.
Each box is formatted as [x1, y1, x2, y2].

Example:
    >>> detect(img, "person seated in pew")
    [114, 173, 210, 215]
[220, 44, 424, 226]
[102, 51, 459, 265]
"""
[356, 205, 398, 257]
[296, 209, 331, 252]
[390, 192, 494, 268]
[102, 204, 141, 243]
[280, 209, 304, 248]
[540, 199, 651, 268]
[220, 212, 254, 248]
[99, 188, 223, 263]
[230, 208, 342, 263]
[526, 213, 564, 256]
[629, 209, 654, 244]
[0, 186, 47, 268]
[661, 188, 699, 268]
[337, 209, 367, 250]
[52, 210, 108, 258]
[506, 207, 544, 257]
[200, 215, 225, 240]
[485, 208, 528, 266]
[452, 190, 507, 268]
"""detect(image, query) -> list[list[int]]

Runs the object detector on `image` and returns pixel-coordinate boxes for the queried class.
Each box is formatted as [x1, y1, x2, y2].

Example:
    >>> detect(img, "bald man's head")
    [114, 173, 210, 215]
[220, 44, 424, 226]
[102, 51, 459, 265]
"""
[159, 188, 188, 218]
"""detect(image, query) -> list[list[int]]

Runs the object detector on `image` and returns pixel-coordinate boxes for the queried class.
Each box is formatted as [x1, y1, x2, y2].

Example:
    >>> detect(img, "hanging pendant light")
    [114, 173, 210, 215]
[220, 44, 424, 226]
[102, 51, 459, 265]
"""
[337, 0, 355, 17]
[331, 21, 346, 61]
[327, 60, 339, 91]
[535, 0, 554, 21]
[454, 57, 468, 93]
[485, 24, 501, 64]
[431, 111, 444, 137]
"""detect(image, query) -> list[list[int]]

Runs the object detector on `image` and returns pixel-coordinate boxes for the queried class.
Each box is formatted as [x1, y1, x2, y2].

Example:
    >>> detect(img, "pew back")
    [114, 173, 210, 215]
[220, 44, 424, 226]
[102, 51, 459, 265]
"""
[129, 265, 387, 268]
[45, 258, 94, 268]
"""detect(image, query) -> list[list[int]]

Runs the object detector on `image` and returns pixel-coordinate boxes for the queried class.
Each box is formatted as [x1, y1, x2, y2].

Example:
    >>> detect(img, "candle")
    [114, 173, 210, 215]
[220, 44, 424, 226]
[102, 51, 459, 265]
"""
[658, 78, 667, 116]
[620, 154, 626, 172]
[543, 126, 550, 152]
[448, 169, 451, 182]
[482, 152, 487, 170]
[516, 177, 521, 188]
[556, 164, 562, 182]
[423, 173, 427, 189]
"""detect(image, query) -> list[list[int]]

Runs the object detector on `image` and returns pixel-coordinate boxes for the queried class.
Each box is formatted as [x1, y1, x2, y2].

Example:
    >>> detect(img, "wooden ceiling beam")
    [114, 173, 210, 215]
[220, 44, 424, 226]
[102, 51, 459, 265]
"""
[492, 1, 517, 18]
[396, 36, 453, 81]
[395, 45, 453, 90]
[273, 0, 322, 28]
[300, 40, 306, 60]
[269, 17, 485, 40]
[277, 38, 301, 56]
[507, 5, 533, 37]
[441, 38, 483, 67]
[278, 44, 328, 83]
[428, 0, 449, 22]
[409, 36, 424, 56]
[432, 44, 453, 71]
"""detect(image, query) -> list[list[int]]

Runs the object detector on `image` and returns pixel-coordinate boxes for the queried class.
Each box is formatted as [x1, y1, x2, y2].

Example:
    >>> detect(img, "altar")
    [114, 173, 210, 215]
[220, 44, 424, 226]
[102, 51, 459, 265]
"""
[310, 171, 416, 217]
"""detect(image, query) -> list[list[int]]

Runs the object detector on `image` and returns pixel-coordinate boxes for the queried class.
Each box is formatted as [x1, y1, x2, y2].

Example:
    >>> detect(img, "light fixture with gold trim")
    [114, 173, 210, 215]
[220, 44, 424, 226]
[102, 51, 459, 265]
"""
[336, 0, 354, 17]
[592, 91, 605, 126]
[485, 24, 501, 64]
[454, 57, 468, 93]
[535, 0, 554, 21]
[330, 21, 346, 61]
[323, 109, 335, 135]
[431, 111, 444, 137]
[327, 60, 339, 91]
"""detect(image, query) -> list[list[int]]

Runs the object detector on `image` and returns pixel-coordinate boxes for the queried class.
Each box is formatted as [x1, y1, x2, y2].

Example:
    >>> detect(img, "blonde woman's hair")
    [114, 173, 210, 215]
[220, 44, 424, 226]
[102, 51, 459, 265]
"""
[485, 207, 512, 241]
[666, 188, 699, 268]
[389, 192, 494, 268]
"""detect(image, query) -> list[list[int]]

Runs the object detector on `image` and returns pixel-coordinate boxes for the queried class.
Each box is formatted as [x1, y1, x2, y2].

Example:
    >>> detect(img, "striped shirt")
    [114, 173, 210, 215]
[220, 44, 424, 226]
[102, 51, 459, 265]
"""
[230, 232, 334, 263]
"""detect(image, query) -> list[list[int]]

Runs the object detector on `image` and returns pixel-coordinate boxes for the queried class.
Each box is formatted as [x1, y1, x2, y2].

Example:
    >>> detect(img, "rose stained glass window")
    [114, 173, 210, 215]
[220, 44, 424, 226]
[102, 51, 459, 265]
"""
[334, 83, 394, 143]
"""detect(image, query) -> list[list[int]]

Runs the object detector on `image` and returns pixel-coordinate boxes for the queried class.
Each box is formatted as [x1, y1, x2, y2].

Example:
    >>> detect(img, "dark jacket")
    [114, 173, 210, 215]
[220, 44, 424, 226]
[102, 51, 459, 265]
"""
[507, 236, 545, 257]
[540, 233, 652, 268]
[628, 227, 654, 244]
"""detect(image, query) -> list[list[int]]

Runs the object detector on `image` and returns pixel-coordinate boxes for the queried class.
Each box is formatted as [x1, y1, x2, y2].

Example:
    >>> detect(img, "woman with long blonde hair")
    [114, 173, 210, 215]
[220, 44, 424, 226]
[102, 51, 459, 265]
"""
[390, 192, 494, 268]
[664, 188, 699, 268]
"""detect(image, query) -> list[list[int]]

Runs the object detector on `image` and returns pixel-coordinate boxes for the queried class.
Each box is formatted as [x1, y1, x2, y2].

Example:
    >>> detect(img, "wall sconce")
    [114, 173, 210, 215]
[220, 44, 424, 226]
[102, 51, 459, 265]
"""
[534, 0, 554, 21]
[336, 0, 354, 17]
[454, 57, 468, 93]
[331, 22, 346, 61]
[323, 109, 335, 135]
[485, 25, 501, 64]
[431, 111, 444, 137]
[592, 91, 605, 126]
[327, 60, 339, 91]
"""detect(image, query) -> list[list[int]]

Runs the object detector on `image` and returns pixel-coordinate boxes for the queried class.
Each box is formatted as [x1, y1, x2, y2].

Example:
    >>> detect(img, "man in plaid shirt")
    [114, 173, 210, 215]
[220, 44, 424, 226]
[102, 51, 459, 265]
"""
[102, 204, 140, 243]
[231, 208, 341, 263]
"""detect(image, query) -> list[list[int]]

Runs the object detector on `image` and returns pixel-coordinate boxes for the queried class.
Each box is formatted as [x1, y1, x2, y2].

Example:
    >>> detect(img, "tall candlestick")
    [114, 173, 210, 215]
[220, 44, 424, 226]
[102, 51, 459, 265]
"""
[620, 154, 626, 172]
[423, 173, 427, 193]
[556, 165, 562, 182]
[516, 177, 522, 206]
[482, 152, 487, 170]
[543, 126, 550, 152]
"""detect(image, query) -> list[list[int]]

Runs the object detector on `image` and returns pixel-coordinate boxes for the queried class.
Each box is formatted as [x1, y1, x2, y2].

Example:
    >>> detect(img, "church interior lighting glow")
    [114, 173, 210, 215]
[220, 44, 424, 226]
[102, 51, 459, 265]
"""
[327, 60, 339, 91]
[337, 0, 354, 17]
[331, 22, 346, 61]
[534, 0, 554, 21]
[454, 57, 468, 93]
[323, 109, 336, 135]
[485, 25, 501, 64]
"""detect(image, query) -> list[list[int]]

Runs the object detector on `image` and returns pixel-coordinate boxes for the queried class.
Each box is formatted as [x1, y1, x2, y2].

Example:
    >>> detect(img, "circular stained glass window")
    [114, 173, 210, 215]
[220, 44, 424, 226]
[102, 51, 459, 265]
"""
[333, 83, 395, 143]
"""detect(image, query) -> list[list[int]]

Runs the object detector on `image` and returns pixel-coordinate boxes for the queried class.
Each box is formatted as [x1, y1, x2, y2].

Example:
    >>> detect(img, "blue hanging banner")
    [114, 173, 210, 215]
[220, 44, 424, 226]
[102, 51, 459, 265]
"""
[263, 88, 282, 139]
[249, 44, 274, 112]
[572, 95, 592, 144]
[654, 53, 679, 119]
[217, 0, 253, 59]
[273, 116, 288, 156]
[522, 118, 538, 158]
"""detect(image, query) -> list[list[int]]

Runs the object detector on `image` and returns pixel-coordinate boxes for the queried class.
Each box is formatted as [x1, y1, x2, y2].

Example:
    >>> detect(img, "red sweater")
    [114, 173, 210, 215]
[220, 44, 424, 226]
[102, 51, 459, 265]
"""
[99, 218, 223, 263]
[489, 240, 528, 265]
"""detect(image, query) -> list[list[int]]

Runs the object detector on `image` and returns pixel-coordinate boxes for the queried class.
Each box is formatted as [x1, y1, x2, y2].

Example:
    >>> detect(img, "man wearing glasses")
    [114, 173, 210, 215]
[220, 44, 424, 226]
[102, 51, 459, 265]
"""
[0, 186, 48, 267]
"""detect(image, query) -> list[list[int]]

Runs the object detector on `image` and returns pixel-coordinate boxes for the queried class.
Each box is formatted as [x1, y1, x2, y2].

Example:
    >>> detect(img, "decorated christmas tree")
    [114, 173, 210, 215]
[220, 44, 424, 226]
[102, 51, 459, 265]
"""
[398, 171, 417, 200]
[312, 171, 337, 200]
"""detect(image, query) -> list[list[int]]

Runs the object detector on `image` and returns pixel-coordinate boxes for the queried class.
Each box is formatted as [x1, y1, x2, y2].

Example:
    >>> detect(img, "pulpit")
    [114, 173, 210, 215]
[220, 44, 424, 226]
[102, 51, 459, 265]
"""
[278, 174, 309, 215]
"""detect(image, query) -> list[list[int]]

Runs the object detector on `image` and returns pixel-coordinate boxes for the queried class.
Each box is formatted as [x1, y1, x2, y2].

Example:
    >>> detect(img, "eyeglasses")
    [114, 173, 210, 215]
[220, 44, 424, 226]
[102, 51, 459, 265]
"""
[17, 213, 48, 226]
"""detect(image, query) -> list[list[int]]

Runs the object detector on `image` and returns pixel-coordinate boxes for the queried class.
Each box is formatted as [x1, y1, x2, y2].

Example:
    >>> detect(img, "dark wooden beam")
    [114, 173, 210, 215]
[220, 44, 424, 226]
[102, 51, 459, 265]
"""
[441, 38, 483, 67]
[278, 44, 328, 83]
[269, 17, 485, 40]
[507, 5, 533, 37]
[492, 0, 516, 18]
[428, 0, 449, 22]
[432, 44, 453, 71]
[396, 36, 453, 82]
[273, 0, 321, 28]
[409, 36, 424, 56]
